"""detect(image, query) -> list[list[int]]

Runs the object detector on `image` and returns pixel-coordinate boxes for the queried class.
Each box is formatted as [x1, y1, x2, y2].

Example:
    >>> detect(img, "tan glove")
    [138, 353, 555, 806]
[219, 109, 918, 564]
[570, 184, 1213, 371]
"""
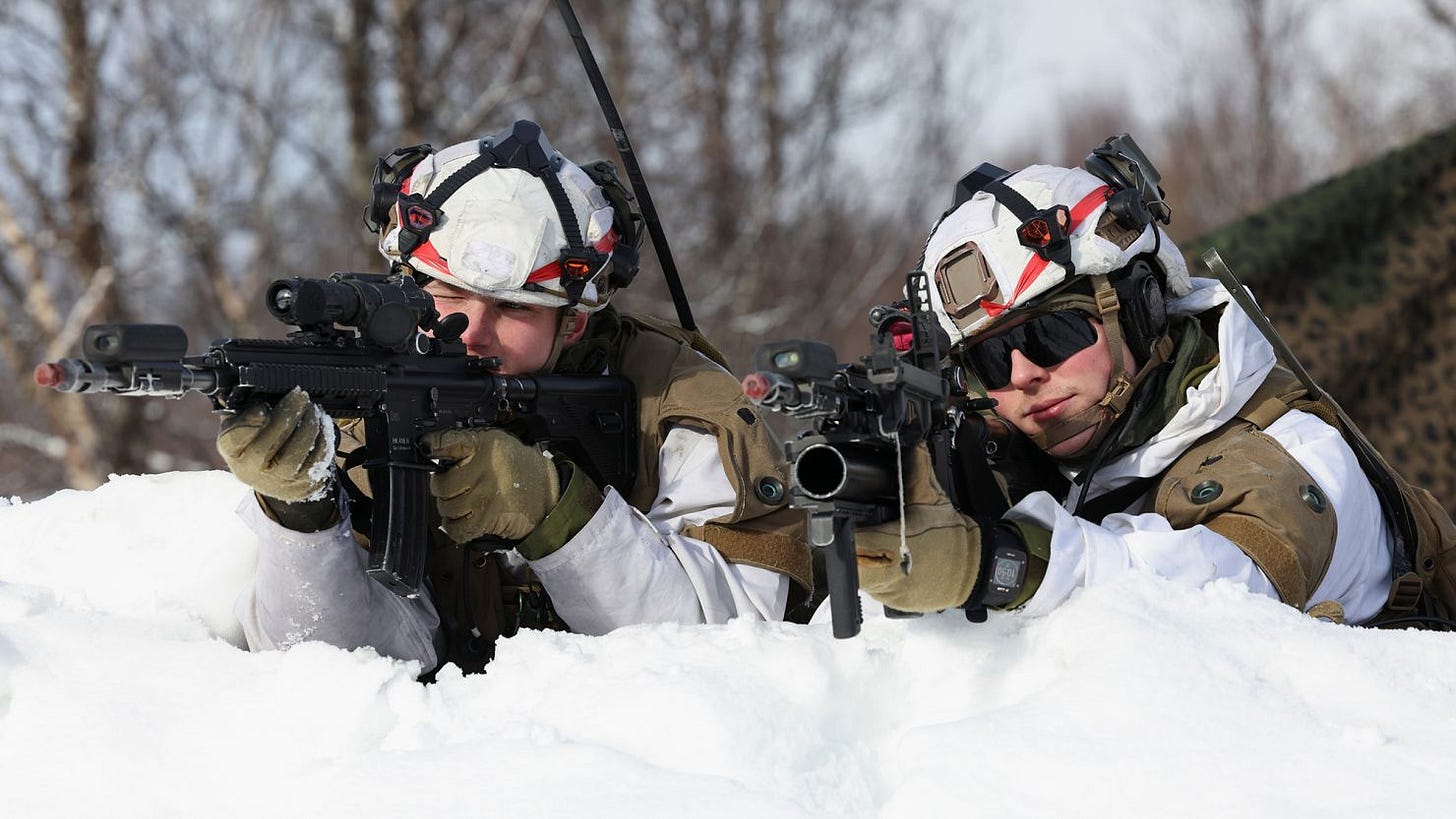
[422, 428, 562, 545]
[217, 388, 335, 503]
[855, 444, 983, 613]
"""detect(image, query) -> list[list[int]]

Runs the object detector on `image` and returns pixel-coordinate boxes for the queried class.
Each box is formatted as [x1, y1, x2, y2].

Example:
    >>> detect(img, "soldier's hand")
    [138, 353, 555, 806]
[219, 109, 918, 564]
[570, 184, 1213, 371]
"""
[422, 428, 562, 545]
[854, 444, 982, 613]
[217, 388, 335, 503]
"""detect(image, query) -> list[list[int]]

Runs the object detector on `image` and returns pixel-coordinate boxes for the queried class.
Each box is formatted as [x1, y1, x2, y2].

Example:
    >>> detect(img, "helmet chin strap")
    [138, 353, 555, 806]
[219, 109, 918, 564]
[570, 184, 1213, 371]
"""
[542, 309, 586, 372]
[1028, 275, 1173, 459]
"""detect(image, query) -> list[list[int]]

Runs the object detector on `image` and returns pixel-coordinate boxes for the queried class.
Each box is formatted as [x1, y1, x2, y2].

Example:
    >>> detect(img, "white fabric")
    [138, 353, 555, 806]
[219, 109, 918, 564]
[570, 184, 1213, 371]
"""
[233, 492, 443, 661]
[518, 425, 789, 634]
[234, 426, 789, 669]
[1007, 276, 1394, 623]
[919, 164, 1191, 343]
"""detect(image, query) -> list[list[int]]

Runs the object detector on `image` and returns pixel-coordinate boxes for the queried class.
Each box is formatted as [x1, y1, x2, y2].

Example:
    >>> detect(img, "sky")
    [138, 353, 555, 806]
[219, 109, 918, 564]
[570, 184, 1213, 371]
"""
[2, 471, 1455, 818]
[957, 0, 1454, 163]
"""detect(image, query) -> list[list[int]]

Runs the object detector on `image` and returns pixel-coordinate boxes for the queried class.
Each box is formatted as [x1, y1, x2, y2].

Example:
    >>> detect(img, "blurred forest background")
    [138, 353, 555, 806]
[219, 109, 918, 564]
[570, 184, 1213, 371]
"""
[3, 0, 1456, 500]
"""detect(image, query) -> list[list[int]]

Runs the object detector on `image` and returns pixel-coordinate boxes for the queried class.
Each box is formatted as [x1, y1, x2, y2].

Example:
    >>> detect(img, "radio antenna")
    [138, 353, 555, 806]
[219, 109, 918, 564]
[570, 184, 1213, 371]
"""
[554, 0, 696, 331]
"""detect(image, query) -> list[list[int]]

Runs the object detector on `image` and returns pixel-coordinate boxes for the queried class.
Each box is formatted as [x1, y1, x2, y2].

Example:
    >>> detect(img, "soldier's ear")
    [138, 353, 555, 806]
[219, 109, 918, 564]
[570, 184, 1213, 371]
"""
[562, 311, 589, 345]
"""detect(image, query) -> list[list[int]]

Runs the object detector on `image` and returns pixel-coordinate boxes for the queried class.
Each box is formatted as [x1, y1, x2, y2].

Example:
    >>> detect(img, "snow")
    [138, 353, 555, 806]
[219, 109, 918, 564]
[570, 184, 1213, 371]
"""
[2, 471, 1455, 818]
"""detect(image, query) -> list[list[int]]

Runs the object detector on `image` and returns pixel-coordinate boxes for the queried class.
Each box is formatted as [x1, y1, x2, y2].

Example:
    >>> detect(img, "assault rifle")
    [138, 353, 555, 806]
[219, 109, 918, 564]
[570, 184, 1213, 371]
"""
[743, 271, 1010, 638]
[35, 272, 636, 598]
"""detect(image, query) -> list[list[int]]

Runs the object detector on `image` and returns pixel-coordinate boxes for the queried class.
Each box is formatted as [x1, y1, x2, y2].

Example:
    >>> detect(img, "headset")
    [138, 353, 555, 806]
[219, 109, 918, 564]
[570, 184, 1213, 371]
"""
[1083, 134, 1172, 366]
[1109, 256, 1168, 366]
[364, 143, 434, 235]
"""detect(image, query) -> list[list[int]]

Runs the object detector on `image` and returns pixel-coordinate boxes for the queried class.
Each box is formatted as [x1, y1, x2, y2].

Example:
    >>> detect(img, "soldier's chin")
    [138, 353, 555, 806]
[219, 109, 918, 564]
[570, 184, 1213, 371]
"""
[1045, 424, 1099, 459]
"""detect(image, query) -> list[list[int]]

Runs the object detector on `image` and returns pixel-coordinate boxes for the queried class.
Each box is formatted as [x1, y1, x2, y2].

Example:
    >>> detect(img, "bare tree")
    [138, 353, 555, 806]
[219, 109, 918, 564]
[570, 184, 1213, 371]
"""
[582, 0, 977, 367]
[0, 0, 981, 498]
[1139, 0, 1315, 239]
[0, 0, 131, 491]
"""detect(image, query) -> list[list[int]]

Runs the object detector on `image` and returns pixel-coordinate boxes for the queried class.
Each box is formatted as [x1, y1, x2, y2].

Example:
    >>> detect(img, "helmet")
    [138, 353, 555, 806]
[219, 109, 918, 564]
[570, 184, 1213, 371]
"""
[922, 135, 1193, 457]
[922, 163, 1190, 346]
[370, 120, 631, 311]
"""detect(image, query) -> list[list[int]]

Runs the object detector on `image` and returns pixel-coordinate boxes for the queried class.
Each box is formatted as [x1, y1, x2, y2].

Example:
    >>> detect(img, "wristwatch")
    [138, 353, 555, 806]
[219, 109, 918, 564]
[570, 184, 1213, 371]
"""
[973, 523, 1029, 609]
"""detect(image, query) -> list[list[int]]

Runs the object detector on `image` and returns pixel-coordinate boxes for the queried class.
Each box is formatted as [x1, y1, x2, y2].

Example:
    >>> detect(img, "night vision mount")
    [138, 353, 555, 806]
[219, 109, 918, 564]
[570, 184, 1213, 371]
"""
[1083, 133, 1172, 229]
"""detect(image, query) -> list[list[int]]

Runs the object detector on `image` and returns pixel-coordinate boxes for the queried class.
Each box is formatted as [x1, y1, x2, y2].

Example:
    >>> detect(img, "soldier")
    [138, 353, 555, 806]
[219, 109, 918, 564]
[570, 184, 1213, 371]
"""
[219, 121, 810, 672]
[856, 146, 1400, 625]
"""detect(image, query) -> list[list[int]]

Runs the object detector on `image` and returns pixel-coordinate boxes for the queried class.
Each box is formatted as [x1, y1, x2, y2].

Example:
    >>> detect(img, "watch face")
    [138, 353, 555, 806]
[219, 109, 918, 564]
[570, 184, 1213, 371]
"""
[991, 555, 1023, 588]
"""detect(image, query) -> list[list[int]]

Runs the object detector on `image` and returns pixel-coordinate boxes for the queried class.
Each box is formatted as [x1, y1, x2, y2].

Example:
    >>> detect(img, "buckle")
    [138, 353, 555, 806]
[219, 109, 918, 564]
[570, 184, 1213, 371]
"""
[1104, 375, 1133, 402]
[1093, 280, 1121, 318]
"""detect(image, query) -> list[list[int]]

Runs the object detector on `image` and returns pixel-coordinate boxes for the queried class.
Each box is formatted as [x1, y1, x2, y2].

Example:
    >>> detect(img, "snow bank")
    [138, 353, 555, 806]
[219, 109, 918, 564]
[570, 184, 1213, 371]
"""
[1, 472, 1453, 818]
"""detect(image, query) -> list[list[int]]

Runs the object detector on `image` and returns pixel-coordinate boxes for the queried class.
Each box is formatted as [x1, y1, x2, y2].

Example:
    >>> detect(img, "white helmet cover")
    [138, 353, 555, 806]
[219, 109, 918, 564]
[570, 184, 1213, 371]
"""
[379, 134, 619, 310]
[920, 164, 1191, 346]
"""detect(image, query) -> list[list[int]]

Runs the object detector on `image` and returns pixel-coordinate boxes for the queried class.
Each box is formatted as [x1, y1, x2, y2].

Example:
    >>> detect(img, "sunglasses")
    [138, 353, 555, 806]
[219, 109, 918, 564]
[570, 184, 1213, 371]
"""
[960, 309, 1099, 389]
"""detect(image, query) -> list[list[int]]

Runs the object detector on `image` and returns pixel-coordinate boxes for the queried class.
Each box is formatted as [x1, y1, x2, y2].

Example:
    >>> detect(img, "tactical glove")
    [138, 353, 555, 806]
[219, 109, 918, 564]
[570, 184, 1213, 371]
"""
[854, 444, 983, 613]
[422, 428, 603, 560]
[217, 388, 335, 504]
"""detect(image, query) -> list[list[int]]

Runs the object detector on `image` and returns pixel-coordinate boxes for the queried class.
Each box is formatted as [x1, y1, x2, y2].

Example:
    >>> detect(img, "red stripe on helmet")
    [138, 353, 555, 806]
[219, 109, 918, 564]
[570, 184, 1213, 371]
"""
[410, 230, 618, 289]
[979, 185, 1112, 317]
[409, 240, 454, 279]
[524, 230, 620, 284]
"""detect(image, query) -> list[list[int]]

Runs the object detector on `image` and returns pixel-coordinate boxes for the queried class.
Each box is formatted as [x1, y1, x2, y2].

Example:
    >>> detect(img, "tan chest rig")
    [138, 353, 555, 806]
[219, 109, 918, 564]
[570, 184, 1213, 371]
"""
[340, 310, 810, 673]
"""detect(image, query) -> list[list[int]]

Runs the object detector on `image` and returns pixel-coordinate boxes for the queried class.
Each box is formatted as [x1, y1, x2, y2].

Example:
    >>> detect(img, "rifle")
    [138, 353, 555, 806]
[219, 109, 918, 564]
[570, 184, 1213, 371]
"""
[742, 270, 1010, 638]
[35, 271, 637, 598]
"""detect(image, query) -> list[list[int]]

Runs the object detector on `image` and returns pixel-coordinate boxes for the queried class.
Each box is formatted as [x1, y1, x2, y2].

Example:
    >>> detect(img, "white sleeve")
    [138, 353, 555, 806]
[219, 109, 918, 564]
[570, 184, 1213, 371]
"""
[522, 425, 792, 635]
[1008, 492, 1281, 616]
[232, 495, 442, 668]
[1266, 409, 1393, 621]
[1011, 410, 1392, 620]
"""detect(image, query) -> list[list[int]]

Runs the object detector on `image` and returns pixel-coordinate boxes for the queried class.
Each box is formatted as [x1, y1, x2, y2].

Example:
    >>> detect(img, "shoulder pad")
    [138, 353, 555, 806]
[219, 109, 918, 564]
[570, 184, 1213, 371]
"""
[1157, 426, 1336, 606]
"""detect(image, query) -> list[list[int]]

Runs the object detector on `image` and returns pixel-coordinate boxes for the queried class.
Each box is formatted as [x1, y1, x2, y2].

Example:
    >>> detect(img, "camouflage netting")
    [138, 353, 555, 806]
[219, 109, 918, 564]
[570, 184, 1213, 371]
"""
[1184, 124, 1456, 509]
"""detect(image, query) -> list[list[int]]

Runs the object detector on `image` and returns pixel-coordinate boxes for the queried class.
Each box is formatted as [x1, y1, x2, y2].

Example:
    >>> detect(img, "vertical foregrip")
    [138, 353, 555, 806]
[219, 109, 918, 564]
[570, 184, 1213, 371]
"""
[825, 517, 864, 638]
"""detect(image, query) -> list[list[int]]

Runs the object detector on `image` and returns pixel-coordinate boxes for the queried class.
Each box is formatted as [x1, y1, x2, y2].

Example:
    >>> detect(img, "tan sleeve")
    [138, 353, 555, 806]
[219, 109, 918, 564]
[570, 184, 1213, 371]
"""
[1157, 427, 1337, 607]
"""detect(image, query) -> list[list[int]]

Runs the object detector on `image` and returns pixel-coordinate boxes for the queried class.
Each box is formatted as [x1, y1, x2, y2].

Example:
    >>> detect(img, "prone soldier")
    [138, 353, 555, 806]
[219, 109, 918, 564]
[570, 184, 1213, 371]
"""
[222, 121, 811, 672]
[849, 136, 1420, 626]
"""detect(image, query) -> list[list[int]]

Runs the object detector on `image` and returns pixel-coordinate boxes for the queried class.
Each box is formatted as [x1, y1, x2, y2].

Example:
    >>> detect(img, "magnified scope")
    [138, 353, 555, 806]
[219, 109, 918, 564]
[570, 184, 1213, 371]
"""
[266, 273, 436, 350]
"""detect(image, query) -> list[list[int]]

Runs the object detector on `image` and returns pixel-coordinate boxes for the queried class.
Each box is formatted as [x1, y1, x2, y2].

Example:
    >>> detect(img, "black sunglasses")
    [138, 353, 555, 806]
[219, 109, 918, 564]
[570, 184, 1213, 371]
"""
[961, 309, 1099, 389]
